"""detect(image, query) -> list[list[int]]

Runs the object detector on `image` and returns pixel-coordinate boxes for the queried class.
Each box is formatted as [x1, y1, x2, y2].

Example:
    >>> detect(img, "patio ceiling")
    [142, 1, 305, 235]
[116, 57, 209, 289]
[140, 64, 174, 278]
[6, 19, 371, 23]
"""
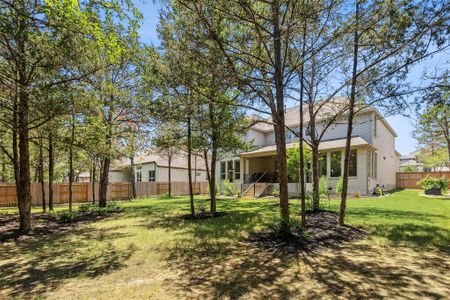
[241, 137, 373, 158]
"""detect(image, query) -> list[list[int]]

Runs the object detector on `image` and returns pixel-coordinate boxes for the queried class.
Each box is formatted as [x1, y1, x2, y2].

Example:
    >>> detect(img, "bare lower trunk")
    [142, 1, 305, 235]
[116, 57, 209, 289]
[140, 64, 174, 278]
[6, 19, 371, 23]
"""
[130, 156, 136, 199]
[299, 20, 307, 229]
[48, 132, 54, 211]
[99, 156, 110, 207]
[209, 147, 217, 215]
[311, 143, 320, 211]
[168, 158, 172, 198]
[92, 158, 96, 204]
[39, 141, 46, 212]
[17, 87, 31, 234]
[68, 113, 75, 212]
[340, 0, 360, 226]
[187, 117, 195, 215]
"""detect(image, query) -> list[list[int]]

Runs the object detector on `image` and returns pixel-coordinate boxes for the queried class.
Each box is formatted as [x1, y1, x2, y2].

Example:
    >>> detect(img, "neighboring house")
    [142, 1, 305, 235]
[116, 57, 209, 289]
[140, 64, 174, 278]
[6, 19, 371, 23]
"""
[131, 152, 207, 183]
[400, 150, 450, 172]
[217, 97, 400, 196]
[399, 151, 424, 172]
[76, 151, 207, 183]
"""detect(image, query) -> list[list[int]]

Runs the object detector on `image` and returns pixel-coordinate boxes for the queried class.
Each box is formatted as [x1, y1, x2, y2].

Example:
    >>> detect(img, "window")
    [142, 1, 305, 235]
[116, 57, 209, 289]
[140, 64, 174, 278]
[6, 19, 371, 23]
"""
[349, 149, 357, 177]
[220, 162, 226, 180]
[148, 170, 156, 182]
[196, 172, 201, 177]
[372, 152, 377, 178]
[318, 153, 327, 177]
[234, 160, 241, 179]
[330, 151, 341, 177]
[136, 165, 142, 182]
[306, 162, 312, 183]
[227, 160, 233, 171]
[286, 132, 292, 140]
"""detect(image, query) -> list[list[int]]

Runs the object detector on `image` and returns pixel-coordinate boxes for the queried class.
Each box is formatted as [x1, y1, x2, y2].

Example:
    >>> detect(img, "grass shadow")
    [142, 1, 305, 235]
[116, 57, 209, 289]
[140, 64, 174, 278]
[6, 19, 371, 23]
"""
[0, 226, 135, 297]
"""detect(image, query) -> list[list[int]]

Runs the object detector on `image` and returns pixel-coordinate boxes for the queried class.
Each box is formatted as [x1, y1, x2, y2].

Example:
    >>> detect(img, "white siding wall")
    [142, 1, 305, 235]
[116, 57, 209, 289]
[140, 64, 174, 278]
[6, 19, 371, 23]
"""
[109, 170, 129, 182]
[319, 112, 374, 144]
[371, 114, 399, 191]
[157, 166, 207, 182]
[261, 111, 374, 146]
[244, 128, 266, 146]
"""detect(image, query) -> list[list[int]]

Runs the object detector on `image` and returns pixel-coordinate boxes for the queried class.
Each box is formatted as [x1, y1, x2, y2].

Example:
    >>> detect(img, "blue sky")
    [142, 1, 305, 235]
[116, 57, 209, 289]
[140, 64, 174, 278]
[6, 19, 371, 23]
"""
[134, 1, 446, 156]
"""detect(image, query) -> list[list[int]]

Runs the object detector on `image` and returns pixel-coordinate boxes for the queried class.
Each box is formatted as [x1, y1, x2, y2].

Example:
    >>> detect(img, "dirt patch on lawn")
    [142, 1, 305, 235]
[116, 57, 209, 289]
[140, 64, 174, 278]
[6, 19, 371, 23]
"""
[0, 211, 122, 243]
[246, 211, 366, 254]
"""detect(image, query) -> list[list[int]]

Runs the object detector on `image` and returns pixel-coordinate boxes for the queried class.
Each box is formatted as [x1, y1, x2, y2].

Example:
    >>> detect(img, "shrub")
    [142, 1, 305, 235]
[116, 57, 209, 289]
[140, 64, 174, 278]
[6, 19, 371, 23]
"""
[272, 189, 280, 197]
[197, 204, 207, 215]
[222, 179, 237, 196]
[57, 210, 76, 223]
[336, 176, 343, 193]
[418, 176, 448, 192]
[78, 202, 121, 214]
[319, 175, 329, 196]
[79, 204, 95, 212]
[158, 193, 172, 199]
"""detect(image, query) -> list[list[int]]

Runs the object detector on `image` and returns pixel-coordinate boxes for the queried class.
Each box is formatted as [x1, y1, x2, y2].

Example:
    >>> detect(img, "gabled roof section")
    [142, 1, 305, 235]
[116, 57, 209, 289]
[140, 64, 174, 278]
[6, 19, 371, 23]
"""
[248, 96, 398, 137]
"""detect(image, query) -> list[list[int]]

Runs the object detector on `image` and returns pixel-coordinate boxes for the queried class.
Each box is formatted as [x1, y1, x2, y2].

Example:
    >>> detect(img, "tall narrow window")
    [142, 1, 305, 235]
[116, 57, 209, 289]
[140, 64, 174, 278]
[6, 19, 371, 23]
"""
[234, 160, 241, 179]
[330, 151, 341, 177]
[136, 165, 142, 182]
[220, 162, 226, 180]
[349, 149, 357, 177]
[318, 153, 327, 177]
[373, 152, 378, 178]
[148, 170, 156, 182]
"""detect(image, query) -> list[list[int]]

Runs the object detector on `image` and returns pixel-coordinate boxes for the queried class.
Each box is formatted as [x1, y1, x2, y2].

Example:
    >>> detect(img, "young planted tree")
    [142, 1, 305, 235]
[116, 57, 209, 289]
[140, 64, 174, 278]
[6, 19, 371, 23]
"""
[339, 0, 450, 225]
[152, 124, 184, 198]
[174, 0, 310, 232]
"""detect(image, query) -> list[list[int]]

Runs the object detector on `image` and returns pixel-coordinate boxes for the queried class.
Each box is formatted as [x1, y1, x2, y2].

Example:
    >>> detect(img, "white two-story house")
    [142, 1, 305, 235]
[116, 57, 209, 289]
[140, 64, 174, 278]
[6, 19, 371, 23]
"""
[217, 98, 400, 196]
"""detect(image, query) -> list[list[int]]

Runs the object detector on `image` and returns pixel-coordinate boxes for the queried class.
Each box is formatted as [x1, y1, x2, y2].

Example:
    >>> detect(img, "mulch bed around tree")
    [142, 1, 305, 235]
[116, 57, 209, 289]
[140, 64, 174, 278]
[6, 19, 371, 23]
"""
[246, 211, 366, 254]
[180, 211, 228, 220]
[0, 210, 122, 243]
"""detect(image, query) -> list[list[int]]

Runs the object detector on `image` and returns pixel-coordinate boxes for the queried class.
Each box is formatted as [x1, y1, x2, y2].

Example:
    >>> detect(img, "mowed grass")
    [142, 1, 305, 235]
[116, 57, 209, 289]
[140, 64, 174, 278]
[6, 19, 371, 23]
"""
[0, 190, 449, 299]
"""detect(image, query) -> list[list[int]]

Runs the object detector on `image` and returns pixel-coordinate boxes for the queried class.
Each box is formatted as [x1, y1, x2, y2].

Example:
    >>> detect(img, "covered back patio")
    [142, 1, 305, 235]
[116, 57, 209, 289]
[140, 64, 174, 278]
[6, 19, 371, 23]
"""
[239, 137, 374, 197]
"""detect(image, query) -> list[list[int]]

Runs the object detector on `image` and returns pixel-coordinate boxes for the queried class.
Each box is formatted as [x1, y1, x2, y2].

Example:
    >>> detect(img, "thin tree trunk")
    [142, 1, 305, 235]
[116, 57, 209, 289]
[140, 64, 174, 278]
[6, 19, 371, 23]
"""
[272, 0, 290, 235]
[17, 16, 32, 233]
[68, 113, 75, 212]
[340, 0, 360, 226]
[99, 156, 110, 207]
[209, 147, 217, 215]
[99, 105, 113, 207]
[168, 156, 172, 198]
[39, 139, 46, 212]
[92, 158, 96, 204]
[311, 143, 320, 211]
[48, 132, 54, 211]
[298, 20, 307, 229]
[130, 156, 136, 198]
[187, 117, 195, 215]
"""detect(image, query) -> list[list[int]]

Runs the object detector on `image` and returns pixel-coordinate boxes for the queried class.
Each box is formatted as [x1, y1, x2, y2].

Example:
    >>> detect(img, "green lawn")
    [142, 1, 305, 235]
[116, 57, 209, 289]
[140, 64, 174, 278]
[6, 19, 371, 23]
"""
[0, 189, 449, 299]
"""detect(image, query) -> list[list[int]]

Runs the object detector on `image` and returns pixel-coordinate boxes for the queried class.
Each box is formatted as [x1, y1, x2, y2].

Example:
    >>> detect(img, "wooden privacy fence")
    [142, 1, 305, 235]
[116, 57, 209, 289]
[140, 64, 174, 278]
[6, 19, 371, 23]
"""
[396, 171, 450, 189]
[0, 181, 209, 207]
